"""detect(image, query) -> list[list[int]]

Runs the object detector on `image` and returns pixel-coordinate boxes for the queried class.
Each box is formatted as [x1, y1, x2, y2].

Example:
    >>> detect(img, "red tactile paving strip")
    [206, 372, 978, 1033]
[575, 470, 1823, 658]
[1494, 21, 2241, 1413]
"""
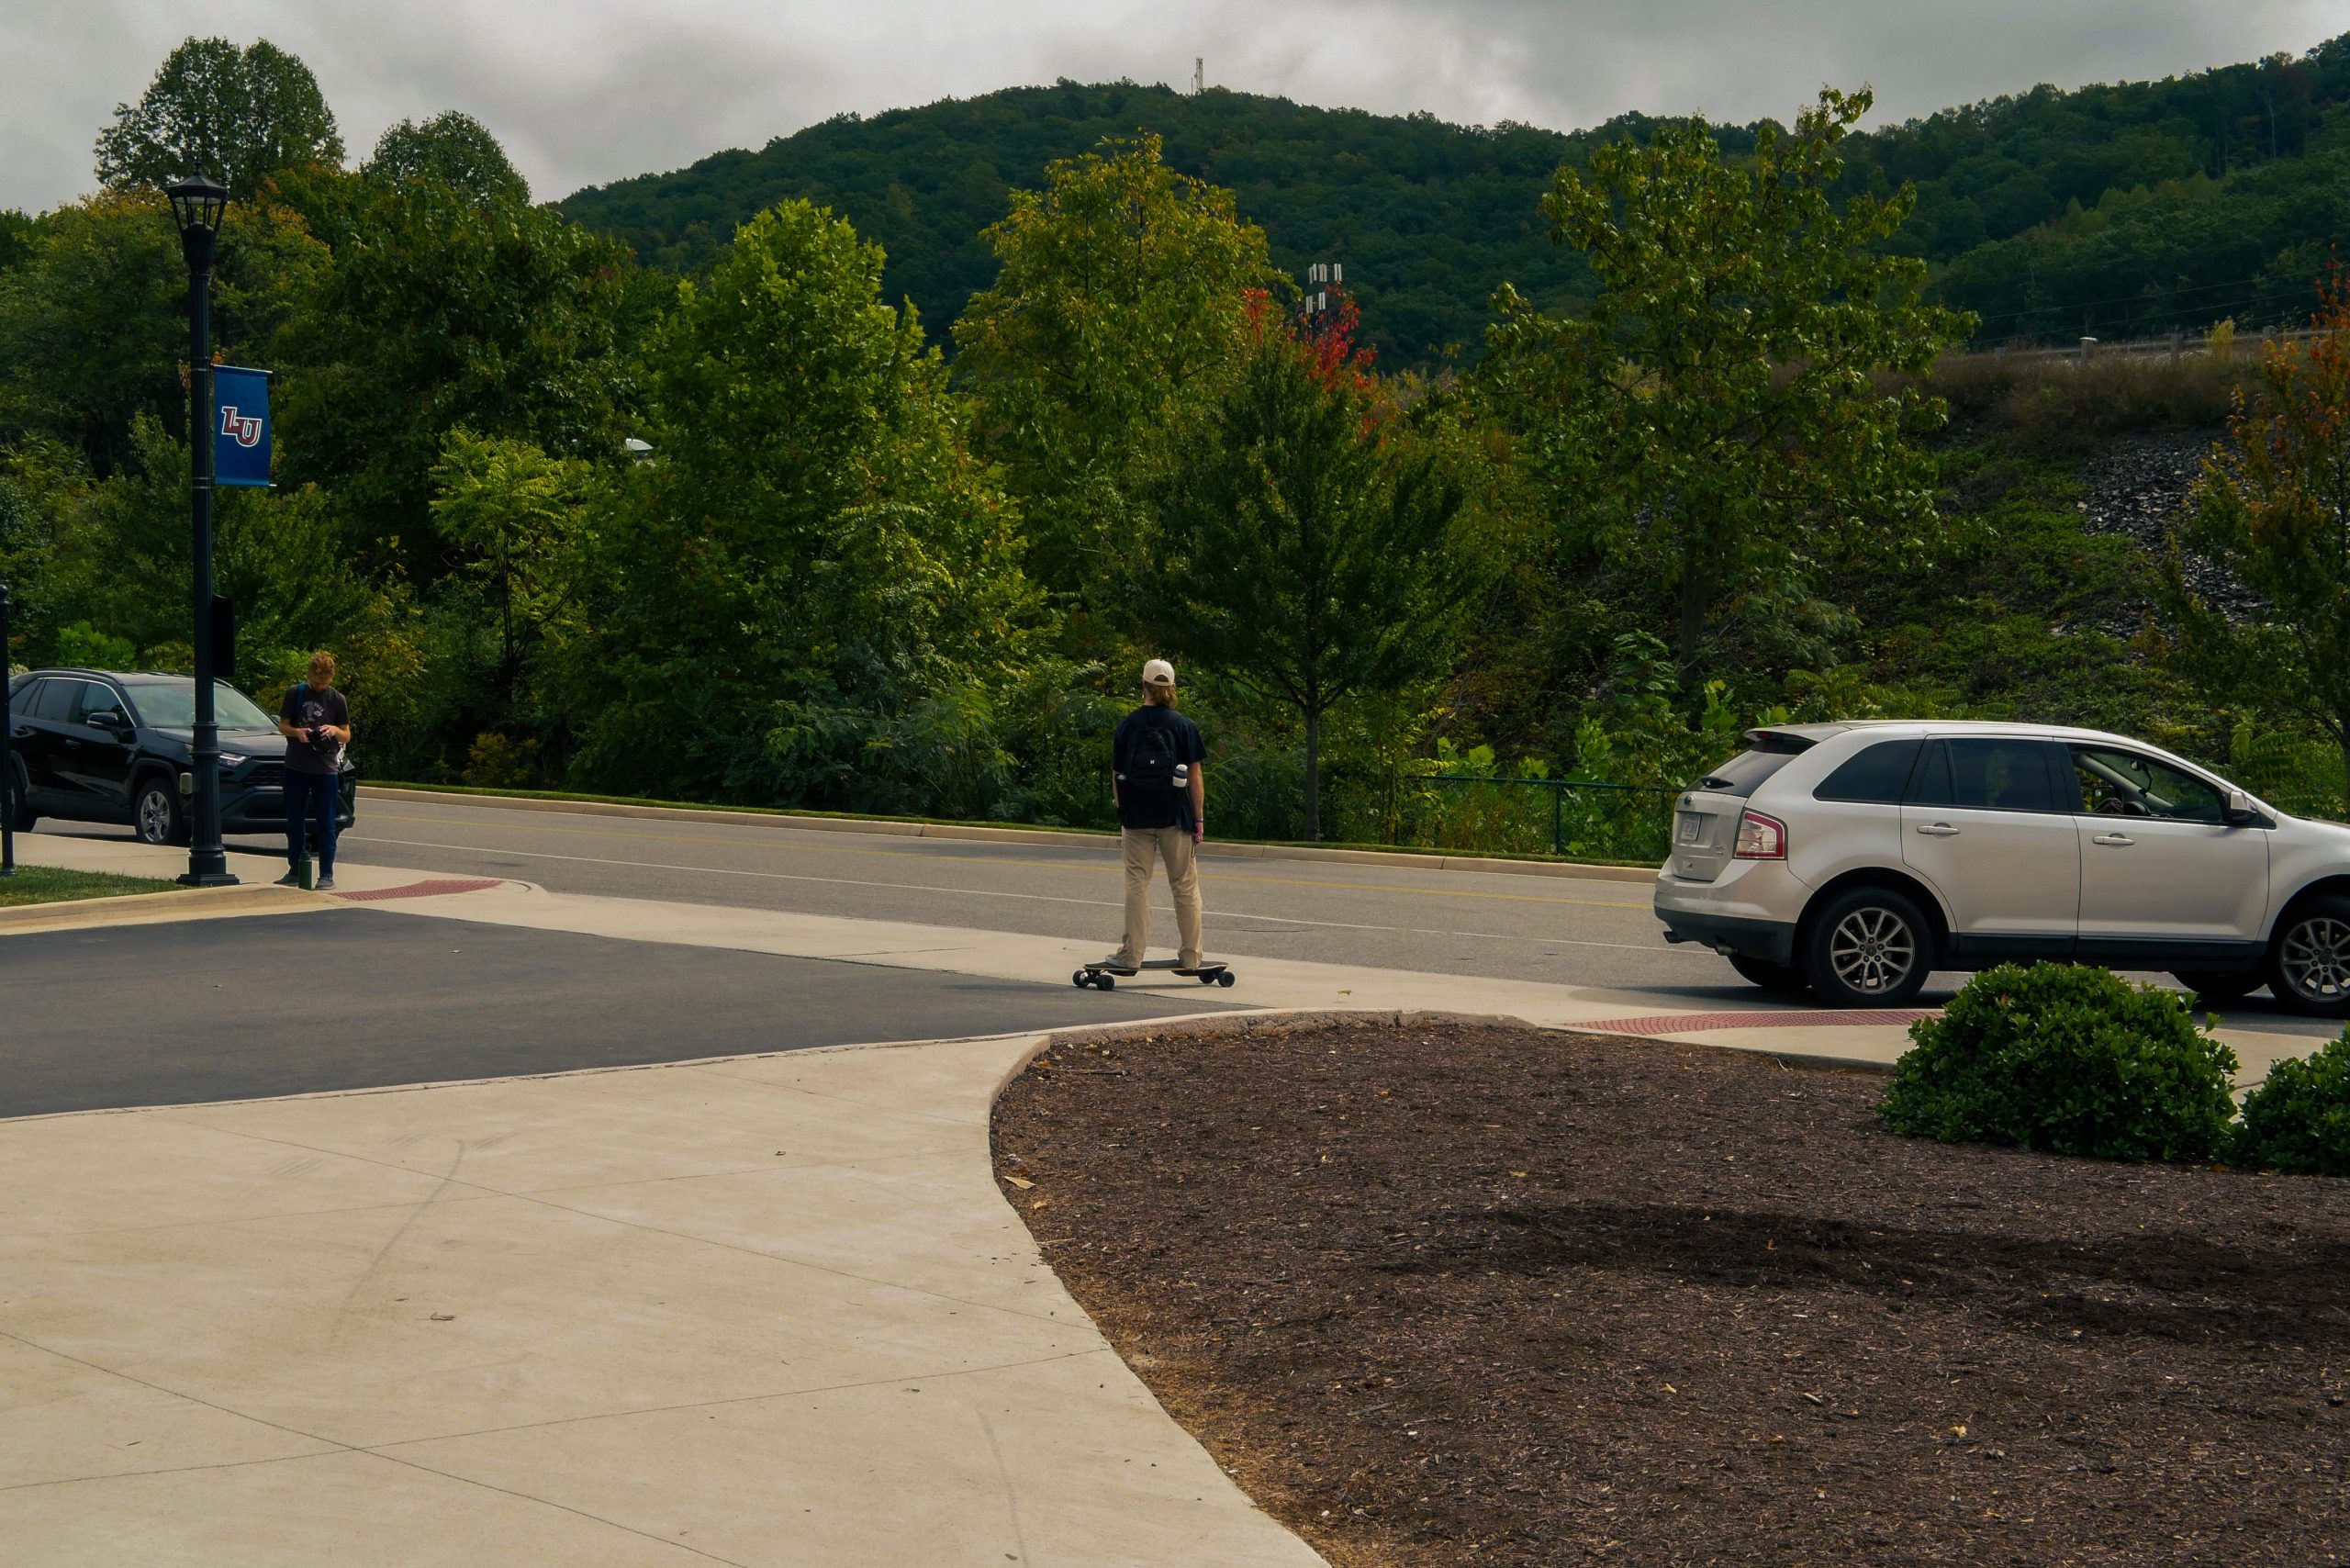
[331, 878, 504, 902]
[1589, 1007, 1940, 1036]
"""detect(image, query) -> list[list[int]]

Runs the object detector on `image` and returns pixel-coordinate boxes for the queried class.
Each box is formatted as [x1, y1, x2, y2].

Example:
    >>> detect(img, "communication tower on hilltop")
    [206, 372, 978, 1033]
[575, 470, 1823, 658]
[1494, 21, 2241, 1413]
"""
[1192, 58, 1204, 95]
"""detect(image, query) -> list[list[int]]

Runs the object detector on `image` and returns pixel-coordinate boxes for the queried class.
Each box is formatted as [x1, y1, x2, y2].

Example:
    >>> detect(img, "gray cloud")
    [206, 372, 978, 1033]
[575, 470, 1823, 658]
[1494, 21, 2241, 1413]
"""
[4, 0, 2343, 212]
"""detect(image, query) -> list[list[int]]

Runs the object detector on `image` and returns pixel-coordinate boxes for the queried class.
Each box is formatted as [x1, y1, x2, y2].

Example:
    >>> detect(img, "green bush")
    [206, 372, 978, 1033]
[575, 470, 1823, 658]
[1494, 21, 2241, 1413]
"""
[1882, 963, 2239, 1162]
[52, 621, 135, 670]
[2233, 1029, 2350, 1176]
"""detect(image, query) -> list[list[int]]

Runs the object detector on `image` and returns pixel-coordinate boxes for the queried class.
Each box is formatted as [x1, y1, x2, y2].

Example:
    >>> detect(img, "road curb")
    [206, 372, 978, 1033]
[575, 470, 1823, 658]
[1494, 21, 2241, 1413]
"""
[363, 785, 1662, 884]
[0, 880, 332, 936]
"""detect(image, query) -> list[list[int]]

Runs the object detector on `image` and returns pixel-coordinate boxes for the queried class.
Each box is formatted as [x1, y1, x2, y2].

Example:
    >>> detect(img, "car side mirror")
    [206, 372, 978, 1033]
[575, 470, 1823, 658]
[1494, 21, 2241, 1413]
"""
[2223, 787, 2259, 826]
[85, 711, 127, 733]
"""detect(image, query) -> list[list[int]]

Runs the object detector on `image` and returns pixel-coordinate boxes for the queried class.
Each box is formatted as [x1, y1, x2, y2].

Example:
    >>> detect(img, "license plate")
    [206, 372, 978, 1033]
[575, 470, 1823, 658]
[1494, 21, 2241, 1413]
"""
[1677, 814, 1703, 845]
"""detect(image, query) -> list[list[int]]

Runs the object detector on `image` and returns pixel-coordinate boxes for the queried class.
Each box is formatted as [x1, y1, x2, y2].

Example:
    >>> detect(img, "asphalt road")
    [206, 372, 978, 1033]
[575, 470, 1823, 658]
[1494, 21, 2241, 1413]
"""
[321, 792, 1729, 1002]
[26, 791, 2337, 1043]
[299, 792, 2332, 1036]
[0, 910, 1230, 1117]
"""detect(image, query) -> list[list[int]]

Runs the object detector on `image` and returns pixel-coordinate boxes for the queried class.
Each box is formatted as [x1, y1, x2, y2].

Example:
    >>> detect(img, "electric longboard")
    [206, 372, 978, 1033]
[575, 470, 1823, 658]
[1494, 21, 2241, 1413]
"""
[1073, 959, 1236, 991]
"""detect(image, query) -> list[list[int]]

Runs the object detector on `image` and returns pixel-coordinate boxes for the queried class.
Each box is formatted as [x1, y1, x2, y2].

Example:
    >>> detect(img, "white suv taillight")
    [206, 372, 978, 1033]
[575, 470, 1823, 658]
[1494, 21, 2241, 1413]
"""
[1733, 809, 1787, 860]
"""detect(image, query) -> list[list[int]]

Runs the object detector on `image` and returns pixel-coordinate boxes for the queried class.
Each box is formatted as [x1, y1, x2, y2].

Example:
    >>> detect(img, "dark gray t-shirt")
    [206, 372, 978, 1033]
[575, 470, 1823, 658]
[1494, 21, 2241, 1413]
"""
[279, 684, 349, 776]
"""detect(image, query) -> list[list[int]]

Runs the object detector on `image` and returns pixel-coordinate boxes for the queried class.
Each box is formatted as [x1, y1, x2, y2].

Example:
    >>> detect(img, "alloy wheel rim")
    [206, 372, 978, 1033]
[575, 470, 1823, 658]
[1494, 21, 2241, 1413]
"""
[1830, 907, 1916, 995]
[139, 789, 171, 842]
[2280, 916, 2350, 1002]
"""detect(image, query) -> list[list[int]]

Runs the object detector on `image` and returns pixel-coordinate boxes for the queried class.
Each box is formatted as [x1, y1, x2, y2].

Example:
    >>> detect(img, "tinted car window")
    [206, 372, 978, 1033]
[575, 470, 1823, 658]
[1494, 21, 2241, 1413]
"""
[1692, 743, 1807, 800]
[1907, 738, 2059, 812]
[1814, 738, 1923, 804]
[8, 678, 42, 717]
[33, 679, 80, 721]
[2071, 746, 2226, 823]
[74, 682, 126, 723]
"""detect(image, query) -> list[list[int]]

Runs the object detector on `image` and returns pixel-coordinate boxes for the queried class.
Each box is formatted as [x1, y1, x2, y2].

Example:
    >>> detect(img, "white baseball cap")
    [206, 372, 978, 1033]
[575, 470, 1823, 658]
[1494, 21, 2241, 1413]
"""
[1141, 658, 1177, 687]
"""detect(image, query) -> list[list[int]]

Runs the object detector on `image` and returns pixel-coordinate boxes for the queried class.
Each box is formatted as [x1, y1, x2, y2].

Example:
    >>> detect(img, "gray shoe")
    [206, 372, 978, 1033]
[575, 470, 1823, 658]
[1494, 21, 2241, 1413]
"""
[274, 871, 300, 887]
[315, 875, 337, 891]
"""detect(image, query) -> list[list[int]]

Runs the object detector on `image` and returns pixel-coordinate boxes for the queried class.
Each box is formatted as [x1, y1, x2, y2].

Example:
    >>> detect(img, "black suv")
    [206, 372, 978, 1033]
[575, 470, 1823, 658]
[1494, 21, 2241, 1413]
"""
[5, 669, 355, 846]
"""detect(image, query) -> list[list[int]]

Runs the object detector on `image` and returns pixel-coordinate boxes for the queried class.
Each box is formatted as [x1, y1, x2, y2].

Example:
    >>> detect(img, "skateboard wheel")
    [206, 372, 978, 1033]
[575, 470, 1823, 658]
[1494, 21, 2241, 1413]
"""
[1096, 973, 1114, 990]
[1199, 972, 1216, 985]
[1072, 969, 1088, 988]
[1217, 970, 1236, 987]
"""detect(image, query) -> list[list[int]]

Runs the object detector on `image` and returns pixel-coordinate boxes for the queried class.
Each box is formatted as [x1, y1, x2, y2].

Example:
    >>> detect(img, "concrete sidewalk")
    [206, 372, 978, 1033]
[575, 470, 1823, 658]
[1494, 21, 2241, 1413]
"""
[0, 1031, 1318, 1566]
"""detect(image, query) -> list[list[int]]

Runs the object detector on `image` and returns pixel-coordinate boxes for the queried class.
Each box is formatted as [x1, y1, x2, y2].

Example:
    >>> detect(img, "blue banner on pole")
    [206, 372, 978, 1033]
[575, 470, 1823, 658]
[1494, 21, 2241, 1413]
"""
[213, 364, 272, 487]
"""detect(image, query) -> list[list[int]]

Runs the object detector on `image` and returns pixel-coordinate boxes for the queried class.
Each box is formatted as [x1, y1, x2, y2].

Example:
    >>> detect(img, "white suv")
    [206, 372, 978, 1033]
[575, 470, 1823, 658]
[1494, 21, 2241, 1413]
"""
[1653, 721, 2350, 1014]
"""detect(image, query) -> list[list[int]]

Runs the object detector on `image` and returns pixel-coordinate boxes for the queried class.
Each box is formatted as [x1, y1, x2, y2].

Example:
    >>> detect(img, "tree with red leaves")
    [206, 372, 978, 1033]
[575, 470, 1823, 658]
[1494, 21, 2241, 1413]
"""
[1136, 302, 1479, 839]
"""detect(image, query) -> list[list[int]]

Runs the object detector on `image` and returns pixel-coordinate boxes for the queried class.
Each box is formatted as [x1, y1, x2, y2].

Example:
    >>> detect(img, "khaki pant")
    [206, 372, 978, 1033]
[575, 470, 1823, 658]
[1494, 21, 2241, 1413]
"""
[1116, 825, 1203, 969]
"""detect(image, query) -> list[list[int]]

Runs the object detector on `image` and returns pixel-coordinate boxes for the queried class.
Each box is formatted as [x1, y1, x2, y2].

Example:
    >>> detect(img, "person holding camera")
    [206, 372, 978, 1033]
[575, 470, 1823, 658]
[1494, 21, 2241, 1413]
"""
[1100, 658, 1208, 973]
[274, 650, 351, 890]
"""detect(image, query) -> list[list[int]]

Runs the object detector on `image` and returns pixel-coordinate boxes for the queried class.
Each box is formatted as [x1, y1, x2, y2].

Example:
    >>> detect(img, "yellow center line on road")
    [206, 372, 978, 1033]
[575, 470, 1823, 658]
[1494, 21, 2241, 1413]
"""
[361, 810, 1655, 911]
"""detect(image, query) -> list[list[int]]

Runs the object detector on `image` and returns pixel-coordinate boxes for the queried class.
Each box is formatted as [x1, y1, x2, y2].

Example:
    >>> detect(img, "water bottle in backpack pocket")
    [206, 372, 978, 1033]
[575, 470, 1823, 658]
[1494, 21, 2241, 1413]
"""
[1121, 723, 1186, 794]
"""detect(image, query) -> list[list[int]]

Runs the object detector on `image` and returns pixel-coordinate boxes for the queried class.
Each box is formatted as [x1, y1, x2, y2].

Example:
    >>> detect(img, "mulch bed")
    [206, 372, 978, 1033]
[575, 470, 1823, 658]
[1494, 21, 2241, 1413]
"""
[991, 1018, 2350, 1566]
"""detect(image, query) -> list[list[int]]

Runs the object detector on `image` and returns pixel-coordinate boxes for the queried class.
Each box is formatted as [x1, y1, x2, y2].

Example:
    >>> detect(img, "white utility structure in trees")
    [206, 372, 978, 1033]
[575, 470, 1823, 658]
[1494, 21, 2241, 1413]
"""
[1304, 261, 1343, 321]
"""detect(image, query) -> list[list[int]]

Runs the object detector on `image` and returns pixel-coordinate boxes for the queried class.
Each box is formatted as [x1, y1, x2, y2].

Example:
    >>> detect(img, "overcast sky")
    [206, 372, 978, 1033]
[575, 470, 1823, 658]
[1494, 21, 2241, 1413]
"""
[5, 0, 2345, 212]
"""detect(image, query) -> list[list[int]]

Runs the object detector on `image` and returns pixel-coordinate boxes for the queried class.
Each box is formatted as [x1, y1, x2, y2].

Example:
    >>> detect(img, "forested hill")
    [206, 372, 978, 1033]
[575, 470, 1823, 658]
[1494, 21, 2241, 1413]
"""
[562, 83, 1596, 365]
[560, 38, 2350, 365]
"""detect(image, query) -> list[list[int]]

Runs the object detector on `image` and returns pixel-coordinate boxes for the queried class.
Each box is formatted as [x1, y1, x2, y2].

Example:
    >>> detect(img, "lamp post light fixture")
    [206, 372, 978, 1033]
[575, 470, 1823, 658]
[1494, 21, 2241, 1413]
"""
[166, 172, 238, 887]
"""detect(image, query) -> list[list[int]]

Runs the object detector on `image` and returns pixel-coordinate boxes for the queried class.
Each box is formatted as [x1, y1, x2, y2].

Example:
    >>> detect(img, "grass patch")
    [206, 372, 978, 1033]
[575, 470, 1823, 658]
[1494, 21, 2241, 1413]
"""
[0, 865, 179, 909]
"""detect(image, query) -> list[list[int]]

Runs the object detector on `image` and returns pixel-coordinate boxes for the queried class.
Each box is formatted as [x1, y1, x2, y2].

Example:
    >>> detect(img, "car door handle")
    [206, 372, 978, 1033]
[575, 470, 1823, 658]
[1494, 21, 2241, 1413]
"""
[2092, 833, 2134, 846]
[1915, 823, 1961, 837]
[62, 738, 81, 749]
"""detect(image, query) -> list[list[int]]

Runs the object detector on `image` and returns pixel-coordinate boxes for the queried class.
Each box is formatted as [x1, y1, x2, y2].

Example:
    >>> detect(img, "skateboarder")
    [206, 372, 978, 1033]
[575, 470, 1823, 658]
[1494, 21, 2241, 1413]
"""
[1099, 658, 1207, 973]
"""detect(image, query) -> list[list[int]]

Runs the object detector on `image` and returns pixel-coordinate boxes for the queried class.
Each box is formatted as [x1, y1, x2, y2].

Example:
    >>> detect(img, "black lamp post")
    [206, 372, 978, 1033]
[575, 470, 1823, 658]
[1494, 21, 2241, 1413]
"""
[166, 173, 237, 886]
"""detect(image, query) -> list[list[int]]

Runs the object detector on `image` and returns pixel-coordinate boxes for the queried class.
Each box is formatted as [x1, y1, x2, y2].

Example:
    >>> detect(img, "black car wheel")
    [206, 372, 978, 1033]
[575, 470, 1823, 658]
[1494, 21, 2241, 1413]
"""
[1801, 886, 1931, 1008]
[2173, 969, 2264, 1002]
[1728, 951, 1811, 996]
[133, 776, 188, 846]
[2266, 896, 2350, 1018]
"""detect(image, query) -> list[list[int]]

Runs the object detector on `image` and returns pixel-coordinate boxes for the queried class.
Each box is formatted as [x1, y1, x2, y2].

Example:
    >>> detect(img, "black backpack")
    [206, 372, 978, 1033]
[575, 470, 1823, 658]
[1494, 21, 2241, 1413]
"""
[1121, 720, 1184, 792]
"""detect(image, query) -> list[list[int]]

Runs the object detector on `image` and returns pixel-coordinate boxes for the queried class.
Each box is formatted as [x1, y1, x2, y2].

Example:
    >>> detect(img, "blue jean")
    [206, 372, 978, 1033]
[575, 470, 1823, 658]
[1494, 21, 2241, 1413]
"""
[285, 769, 339, 874]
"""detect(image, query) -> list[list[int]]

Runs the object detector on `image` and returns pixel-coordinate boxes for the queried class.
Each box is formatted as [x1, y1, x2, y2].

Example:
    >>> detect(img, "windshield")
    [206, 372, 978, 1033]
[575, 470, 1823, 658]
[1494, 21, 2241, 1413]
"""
[125, 681, 276, 732]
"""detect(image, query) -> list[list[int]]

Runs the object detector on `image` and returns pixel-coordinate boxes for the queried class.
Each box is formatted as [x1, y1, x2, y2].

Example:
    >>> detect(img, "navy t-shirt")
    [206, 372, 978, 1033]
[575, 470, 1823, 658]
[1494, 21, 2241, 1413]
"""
[279, 683, 349, 776]
[1113, 705, 1205, 830]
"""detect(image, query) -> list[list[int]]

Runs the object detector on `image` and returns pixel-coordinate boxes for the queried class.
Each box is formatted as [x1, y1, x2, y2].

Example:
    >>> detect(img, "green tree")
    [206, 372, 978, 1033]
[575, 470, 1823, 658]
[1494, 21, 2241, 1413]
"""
[23, 415, 397, 692]
[2169, 276, 2350, 796]
[362, 113, 529, 206]
[95, 37, 343, 197]
[274, 182, 636, 570]
[1483, 88, 1970, 678]
[0, 191, 328, 473]
[558, 199, 1043, 801]
[952, 134, 1281, 595]
[1140, 317, 1476, 840]
[428, 430, 597, 713]
[0, 210, 36, 274]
